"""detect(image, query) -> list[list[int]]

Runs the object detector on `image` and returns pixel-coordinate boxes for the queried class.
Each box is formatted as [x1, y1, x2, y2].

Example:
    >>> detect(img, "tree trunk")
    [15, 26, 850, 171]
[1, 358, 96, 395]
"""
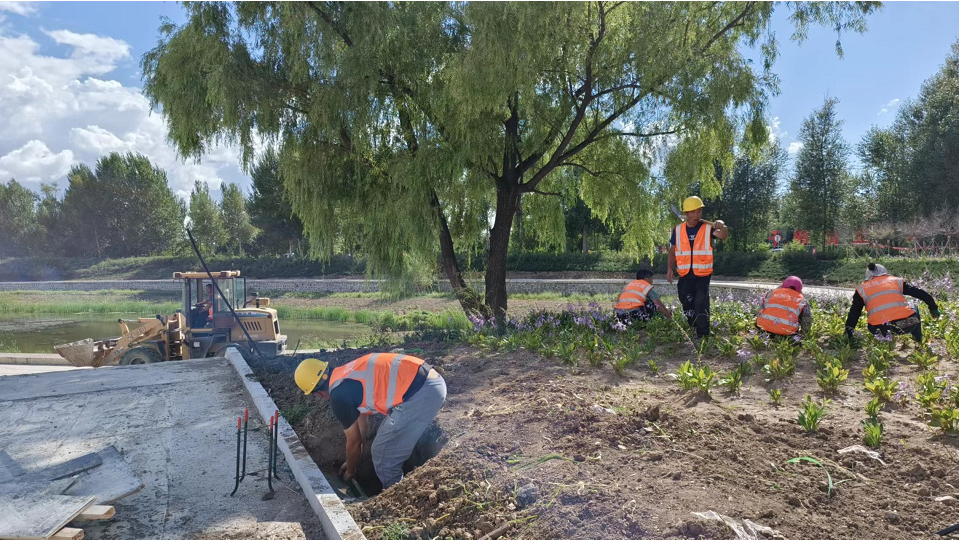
[582, 225, 588, 254]
[485, 184, 522, 320]
[431, 191, 488, 318]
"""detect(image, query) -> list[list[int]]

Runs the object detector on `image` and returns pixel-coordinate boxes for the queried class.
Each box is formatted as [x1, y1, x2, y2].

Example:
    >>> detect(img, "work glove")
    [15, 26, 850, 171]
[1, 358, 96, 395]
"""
[931, 309, 941, 320]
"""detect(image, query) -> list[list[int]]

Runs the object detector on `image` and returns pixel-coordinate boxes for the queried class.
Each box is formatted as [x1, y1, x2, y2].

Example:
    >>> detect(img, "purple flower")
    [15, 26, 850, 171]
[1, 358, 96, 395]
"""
[612, 320, 627, 332]
[792, 335, 802, 343]
[893, 381, 909, 402]
[737, 348, 754, 360]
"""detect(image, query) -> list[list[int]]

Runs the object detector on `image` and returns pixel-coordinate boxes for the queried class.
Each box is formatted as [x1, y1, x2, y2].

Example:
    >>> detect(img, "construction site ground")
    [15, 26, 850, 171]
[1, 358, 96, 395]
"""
[0, 358, 326, 540]
[255, 343, 960, 540]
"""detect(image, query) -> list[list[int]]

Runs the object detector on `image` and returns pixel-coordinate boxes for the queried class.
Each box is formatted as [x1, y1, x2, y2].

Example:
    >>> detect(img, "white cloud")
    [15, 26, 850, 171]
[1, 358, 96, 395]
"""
[0, 140, 74, 182]
[877, 98, 900, 116]
[0, 24, 248, 198]
[767, 116, 788, 144]
[0, 2, 37, 16]
[787, 141, 804, 155]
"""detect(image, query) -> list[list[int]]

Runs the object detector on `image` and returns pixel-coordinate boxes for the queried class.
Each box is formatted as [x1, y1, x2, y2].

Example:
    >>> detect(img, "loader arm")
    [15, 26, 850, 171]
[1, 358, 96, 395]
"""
[100, 318, 165, 366]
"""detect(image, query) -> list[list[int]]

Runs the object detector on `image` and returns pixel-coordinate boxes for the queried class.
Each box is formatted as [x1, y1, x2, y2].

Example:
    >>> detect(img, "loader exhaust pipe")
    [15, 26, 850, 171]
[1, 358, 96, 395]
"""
[186, 228, 264, 359]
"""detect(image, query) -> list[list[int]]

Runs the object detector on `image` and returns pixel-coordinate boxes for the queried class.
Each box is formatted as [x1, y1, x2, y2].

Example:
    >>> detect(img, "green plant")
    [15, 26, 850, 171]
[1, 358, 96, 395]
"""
[865, 398, 881, 421]
[862, 419, 883, 448]
[929, 403, 959, 435]
[720, 368, 744, 396]
[769, 388, 783, 407]
[717, 338, 739, 359]
[647, 358, 661, 375]
[381, 522, 409, 540]
[797, 394, 829, 433]
[834, 343, 856, 365]
[786, 456, 834, 497]
[675, 361, 697, 391]
[746, 333, 767, 352]
[908, 349, 939, 371]
[816, 359, 849, 394]
[555, 339, 577, 364]
[693, 366, 718, 396]
[916, 372, 948, 412]
[774, 338, 801, 362]
[763, 356, 796, 381]
[864, 377, 898, 403]
[280, 402, 315, 427]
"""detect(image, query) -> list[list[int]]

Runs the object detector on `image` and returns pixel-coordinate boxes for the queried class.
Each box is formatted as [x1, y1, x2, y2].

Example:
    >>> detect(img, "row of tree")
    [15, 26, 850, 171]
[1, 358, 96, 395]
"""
[0, 152, 276, 258]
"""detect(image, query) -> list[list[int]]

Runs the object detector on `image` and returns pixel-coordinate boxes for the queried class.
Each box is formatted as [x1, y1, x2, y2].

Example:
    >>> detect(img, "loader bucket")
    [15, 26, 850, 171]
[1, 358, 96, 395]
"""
[55, 338, 107, 367]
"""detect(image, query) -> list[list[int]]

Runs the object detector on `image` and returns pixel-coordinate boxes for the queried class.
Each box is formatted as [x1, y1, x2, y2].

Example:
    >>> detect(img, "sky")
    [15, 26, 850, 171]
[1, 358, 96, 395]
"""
[0, 1, 957, 200]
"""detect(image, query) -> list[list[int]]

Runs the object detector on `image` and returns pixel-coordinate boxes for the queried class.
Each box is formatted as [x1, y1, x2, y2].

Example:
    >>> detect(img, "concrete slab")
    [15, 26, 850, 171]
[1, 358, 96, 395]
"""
[0, 358, 325, 540]
[0, 364, 84, 377]
[0, 353, 71, 366]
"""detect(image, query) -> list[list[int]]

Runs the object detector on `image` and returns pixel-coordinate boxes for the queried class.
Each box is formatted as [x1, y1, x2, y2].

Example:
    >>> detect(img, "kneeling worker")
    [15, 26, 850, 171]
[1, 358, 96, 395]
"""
[845, 263, 940, 343]
[615, 269, 673, 322]
[756, 276, 812, 337]
[294, 353, 447, 489]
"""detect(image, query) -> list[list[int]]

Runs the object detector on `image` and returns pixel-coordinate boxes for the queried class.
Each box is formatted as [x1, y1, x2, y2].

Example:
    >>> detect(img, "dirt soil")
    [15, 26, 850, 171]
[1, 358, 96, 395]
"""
[252, 343, 959, 540]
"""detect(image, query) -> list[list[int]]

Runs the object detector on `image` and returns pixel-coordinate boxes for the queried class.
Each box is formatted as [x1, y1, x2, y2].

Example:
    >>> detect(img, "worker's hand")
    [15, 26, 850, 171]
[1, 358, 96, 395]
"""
[666, 268, 673, 284]
[713, 219, 726, 229]
[340, 462, 355, 481]
[931, 309, 941, 320]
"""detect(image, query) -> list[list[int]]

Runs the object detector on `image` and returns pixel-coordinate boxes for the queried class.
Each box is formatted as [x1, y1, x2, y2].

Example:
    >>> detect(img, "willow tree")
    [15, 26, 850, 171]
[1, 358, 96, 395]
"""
[143, 1, 877, 318]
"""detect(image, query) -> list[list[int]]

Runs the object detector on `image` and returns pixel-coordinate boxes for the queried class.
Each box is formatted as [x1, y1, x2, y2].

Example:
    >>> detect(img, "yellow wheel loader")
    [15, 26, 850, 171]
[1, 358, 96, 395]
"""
[55, 271, 286, 367]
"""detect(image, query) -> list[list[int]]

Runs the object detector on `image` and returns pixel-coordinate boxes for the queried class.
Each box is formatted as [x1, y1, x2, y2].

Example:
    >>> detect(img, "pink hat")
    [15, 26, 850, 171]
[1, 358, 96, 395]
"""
[782, 276, 803, 293]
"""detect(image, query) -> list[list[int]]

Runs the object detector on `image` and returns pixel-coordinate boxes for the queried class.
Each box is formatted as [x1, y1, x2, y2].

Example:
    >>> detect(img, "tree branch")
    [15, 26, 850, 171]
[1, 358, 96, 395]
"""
[305, 2, 353, 47]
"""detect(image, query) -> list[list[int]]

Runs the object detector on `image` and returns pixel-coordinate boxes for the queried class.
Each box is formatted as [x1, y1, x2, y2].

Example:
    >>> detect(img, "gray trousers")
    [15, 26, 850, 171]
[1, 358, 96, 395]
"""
[371, 375, 447, 488]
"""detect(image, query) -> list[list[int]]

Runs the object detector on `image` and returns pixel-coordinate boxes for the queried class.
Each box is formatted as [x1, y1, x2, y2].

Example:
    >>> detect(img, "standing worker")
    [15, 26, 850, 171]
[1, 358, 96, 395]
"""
[614, 269, 673, 322]
[294, 353, 447, 489]
[666, 196, 728, 340]
[845, 263, 940, 343]
[756, 276, 812, 337]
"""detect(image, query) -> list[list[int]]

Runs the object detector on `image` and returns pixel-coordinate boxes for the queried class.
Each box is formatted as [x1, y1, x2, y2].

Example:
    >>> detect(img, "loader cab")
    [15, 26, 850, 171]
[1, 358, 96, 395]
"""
[175, 271, 245, 330]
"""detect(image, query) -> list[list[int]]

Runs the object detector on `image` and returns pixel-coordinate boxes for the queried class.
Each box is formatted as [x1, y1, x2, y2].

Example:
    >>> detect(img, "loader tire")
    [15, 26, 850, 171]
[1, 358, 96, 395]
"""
[120, 346, 163, 365]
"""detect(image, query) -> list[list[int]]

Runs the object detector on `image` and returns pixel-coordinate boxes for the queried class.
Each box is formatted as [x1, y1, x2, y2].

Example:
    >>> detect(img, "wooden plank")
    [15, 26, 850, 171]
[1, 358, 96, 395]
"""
[69, 506, 114, 522]
[0, 451, 25, 482]
[48, 529, 83, 540]
[62, 446, 142, 504]
[0, 492, 94, 540]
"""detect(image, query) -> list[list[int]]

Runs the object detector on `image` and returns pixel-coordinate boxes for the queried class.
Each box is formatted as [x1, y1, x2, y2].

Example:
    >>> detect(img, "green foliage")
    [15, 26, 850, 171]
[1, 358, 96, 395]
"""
[862, 419, 883, 448]
[864, 377, 898, 403]
[786, 97, 850, 248]
[381, 522, 409, 540]
[763, 356, 796, 381]
[865, 398, 881, 421]
[720, 365, 747, 396]
[769, 388, 783, 407]
[248, 147, 305, 256]
[797, 395, 829, 433]
[647, 358, 661, 375]
[675, 361, 697, 391]
[708, 144, 786, 250]
[717, 337, 740, 359]
[785, 456, 834, 497]
[220, 182, 259, 256]
[188, 181, 226, 255]
[816, 359, 849, 394]
[0, 180, 42, 257]
[280, 401, 315, 427]
[908, 349, 939, 371]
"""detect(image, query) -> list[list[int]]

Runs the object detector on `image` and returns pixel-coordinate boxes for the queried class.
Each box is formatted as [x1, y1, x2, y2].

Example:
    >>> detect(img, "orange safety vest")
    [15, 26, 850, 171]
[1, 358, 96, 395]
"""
[615, 280, 653, 312]
[756, 287, 807, 335]
[857, 275, 914, 326]
[329, 353, 425, 415]
[674, 223, 713, 277]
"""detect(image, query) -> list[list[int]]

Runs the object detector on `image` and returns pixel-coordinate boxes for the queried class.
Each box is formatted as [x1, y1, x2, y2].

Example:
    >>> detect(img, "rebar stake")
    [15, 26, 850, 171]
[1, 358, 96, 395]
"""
[230, 415, 241, 496]
[265, 415, 275, 498]
[272, 410, 280, 479]
[241, 408, 249, 481]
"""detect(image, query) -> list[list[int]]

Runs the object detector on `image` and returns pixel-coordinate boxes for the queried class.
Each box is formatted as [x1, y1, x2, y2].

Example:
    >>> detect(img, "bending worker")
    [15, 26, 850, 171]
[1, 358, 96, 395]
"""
[294, 353, 446, 489]
[666, 196, 728, 340]
[756, 276, 812, 337]
[845, 263, 940, 343]
[615, 269, 673, 322]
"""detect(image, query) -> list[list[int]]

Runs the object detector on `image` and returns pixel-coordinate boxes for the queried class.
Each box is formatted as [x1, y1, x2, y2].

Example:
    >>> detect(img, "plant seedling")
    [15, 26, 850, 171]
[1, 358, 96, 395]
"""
[864, 377, 898, 403]
[816, 359, 849, 394]
[786, 456, 834, 497]
[908, 349, 938, 371]
[797, 394, 829, 433]
[763, 356, 796, 381]
[769, 388, 783, 407]
[862, 419, 883, 448]
[865, 397, 881, 422]
[647, 358, 661, 375]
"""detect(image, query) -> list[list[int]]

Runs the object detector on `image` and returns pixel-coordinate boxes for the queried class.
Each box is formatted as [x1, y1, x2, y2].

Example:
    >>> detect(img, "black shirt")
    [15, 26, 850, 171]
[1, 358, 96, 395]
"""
[329, 362, 432, 429]
[844, 281, 938, 336]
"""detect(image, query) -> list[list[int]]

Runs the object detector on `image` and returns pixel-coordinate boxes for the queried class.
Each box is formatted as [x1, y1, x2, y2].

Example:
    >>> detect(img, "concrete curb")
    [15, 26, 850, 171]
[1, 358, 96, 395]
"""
[225, 348, 366, 540]
[0, 353, 71, 366]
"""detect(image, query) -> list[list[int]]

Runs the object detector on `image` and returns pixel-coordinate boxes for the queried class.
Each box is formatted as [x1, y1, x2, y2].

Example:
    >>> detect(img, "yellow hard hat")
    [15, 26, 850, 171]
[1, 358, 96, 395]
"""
[294, 358, 330, 395]
[682, 196, 705, 212]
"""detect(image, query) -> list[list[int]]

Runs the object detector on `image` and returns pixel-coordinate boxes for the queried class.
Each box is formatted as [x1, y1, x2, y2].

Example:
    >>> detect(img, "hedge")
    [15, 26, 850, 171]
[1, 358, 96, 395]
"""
[1, 252, 955, 286]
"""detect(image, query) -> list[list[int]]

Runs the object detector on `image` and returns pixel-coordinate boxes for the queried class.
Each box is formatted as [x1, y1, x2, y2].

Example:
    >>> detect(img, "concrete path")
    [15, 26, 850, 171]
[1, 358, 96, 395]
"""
[0, 358, 326, 540]
[0, 364, 83, 376]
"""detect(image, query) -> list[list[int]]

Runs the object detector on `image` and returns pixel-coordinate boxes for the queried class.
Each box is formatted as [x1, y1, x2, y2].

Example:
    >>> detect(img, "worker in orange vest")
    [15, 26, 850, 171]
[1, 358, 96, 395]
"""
[294, 354, 446, 489]
[666, 196, 728, 339]
[756, 276, 812, 337]
[615, 269, 673, 322]
[845, 263, 940, 342]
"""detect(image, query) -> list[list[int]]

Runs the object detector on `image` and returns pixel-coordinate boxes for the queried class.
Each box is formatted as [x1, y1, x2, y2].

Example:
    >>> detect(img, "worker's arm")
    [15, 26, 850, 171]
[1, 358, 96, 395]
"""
[341, 419, 363, 481]
[845, 292, 864, 339]
[654, 299, 673, 319]
[667, 250, 675, 284]
[799, 304, 812, 335]
[711, 220, 729, 240]
[903, 282, 940, 317]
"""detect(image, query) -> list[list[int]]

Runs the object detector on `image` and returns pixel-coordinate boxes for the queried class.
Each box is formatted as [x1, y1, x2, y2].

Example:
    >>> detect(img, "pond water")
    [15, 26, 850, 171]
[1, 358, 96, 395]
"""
[0, 316, 372, 354]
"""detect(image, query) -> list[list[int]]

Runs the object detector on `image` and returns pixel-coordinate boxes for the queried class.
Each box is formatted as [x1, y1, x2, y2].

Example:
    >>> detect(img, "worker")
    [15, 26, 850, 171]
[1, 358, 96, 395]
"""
[756, 276, 812, 337]
[666, 196, 728, 340]
[615, 269, 673, 322]
[294, 353, 446, 489]
[201, 283, 215, 325]
[845, 263, 940, 343]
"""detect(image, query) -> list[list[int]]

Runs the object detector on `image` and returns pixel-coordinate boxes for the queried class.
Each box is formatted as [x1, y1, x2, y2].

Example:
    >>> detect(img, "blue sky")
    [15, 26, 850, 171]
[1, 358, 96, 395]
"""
[0, 1, 956, 199]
